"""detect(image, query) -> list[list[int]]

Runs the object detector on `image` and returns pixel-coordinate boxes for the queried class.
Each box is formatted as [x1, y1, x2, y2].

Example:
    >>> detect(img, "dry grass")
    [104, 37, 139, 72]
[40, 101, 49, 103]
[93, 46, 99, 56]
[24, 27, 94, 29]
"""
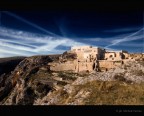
[75, 81, 144, 105]
[138, 61, 144, 66]
[131, 69, 144, 76]
[49, 81, 144, 105]
[31, 72, 144, 105]
[113, 73, 126, 82]
[58, 72, 77, 81]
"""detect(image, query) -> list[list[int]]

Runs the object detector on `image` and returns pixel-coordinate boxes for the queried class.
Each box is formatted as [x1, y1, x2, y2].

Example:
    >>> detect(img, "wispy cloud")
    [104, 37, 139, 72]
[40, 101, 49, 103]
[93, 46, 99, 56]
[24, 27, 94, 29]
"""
[81, 27, 143, 52]
[105, 27, 144, 48]
[83, 38, 102, 41]
[3, 11, 59, 37]
[104, 27, 142, 33]
[0, 25, 143, 58]
[118, 43, 144, 47]
[0, 26, 89, 58]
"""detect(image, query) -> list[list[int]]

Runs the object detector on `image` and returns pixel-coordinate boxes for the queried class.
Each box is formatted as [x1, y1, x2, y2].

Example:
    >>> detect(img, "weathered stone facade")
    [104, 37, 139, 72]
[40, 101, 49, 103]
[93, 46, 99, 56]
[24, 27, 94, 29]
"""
[48, 46, 144, 72]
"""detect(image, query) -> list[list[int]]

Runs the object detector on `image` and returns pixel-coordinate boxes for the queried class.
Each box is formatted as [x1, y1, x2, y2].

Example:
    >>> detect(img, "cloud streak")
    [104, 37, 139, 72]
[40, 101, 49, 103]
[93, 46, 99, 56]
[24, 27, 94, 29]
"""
[0, 26, 89, 58]
[0, 25, 143, 58]
[104, 27, 142, 33]
[105, 27, 144, 48]
[3, 11, 59, 37]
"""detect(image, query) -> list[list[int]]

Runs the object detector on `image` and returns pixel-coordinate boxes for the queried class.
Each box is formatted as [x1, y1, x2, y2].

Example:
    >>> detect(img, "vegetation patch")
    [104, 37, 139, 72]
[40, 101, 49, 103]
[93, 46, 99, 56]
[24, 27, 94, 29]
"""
[77, 72, 90, 77]
[57, 81, 67, 86]
[75, 81, 144, 105]
[132, 69, 144, 76]
[113, 73, 126, 82]
[58, 71, 77, 81]
[137, 61, 144, 66]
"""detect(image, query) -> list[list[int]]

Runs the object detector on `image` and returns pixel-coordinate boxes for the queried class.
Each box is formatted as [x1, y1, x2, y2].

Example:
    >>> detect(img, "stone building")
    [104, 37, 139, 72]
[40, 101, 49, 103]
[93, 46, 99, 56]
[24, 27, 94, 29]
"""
[104, 50, 128, 61]
[71, 46, 105, 61]
[48, 46, 142, 73]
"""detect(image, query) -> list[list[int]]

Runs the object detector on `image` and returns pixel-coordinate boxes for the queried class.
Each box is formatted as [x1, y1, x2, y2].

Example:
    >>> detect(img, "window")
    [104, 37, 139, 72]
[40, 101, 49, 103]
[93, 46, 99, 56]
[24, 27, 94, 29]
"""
[114, 53, 116, 57]
[109, 55, 113, 58]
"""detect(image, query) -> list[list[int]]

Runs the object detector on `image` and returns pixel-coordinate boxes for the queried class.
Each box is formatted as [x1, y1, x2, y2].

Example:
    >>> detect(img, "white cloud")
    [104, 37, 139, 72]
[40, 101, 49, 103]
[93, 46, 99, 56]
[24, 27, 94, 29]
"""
[3, 11, 58, 37]
[104, 27, 144, 48]
[0, 25, 143, 58]
[83, 38, 102, 41]
[0, 26, 89, 58]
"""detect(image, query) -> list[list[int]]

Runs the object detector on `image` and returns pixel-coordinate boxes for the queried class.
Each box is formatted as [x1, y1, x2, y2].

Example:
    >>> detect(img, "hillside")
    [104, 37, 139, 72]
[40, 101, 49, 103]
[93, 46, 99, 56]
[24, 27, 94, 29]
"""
[0, 55, 144, 105]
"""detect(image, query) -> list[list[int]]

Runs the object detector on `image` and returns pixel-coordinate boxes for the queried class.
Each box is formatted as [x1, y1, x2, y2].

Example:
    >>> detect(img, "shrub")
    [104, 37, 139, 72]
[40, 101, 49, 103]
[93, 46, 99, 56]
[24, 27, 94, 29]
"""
[57, 81, 67, 86]
[58, 72, 77, 81]
[133, 70, 144, 76]
[113, 73, 126, 82]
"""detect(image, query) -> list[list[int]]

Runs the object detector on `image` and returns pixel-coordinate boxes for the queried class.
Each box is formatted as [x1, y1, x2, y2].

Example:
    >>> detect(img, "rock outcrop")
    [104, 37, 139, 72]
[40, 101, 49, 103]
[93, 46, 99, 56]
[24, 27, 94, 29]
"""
[0, 54, 144, 105]
[0, 55, 55, 104]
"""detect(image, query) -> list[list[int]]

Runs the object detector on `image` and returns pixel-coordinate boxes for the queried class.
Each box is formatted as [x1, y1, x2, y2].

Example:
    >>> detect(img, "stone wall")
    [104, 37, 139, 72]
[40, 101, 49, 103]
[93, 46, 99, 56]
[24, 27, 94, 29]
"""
[104, 52, 123, 60]
[48, 60, 76, 72]
[98, 60, 123, 71]
[99, 60, 115, 69]
[123, 53, 129, 59]
[77, 62, 93, 72]
[48, 60, 94, 73]
[104, 52, 115, 60]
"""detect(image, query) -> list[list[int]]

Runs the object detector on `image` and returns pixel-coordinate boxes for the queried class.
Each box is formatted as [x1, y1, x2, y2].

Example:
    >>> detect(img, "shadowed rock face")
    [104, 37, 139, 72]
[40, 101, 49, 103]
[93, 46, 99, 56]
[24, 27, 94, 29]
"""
[0, 55, 57, 104]
[0, 57, 26, 75]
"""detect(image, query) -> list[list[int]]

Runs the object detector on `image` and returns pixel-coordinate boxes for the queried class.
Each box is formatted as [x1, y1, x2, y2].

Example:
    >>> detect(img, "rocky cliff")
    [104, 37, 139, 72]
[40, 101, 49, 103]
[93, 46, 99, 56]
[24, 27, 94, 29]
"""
[0, 54, 144, 105]
[0, 57, 26, 75]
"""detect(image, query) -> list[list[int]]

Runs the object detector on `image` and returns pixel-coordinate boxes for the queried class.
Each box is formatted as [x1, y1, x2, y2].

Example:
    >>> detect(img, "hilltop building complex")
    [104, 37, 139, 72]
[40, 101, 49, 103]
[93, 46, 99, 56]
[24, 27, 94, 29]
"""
[48, 46, 144, 72]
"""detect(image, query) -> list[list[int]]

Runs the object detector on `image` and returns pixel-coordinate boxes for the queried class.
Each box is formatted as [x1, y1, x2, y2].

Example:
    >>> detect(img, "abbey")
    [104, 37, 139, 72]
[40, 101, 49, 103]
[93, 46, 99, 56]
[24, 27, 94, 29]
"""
[48, 46, 144, 72]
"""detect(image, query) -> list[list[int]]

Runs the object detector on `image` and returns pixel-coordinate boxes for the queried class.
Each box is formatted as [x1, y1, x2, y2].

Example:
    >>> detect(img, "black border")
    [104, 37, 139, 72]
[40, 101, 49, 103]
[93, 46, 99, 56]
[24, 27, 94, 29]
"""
[0, 1, 143, 11]
[0, 0, 144, 115]
[0, 105, 144, 114]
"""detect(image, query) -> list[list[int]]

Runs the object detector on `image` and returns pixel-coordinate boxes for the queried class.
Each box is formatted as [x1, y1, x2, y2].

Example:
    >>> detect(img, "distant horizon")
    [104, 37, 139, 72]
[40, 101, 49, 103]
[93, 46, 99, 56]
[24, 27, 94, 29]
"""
[0, 11, 143, 58]
[0, 45, 143, 59]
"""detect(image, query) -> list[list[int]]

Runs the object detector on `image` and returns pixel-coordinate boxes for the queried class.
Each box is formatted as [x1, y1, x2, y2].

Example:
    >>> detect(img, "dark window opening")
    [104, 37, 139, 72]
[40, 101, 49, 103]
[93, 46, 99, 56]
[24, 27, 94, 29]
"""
[109, 55, 113, 58]
[93, 63, 95, 70]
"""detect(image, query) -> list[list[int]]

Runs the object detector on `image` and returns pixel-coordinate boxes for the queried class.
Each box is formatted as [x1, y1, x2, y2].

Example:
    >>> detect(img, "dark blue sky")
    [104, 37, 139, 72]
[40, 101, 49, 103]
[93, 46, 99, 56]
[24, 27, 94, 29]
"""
[0, 11, 143, 57]
[2, 11, 143, 37]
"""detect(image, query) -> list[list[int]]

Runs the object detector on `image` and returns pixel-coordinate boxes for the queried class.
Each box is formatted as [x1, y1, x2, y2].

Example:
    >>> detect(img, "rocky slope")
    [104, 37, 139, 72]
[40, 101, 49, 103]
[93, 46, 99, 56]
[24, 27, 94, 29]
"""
[33, 60, 144, 105]
[0, 55, 144, 105]
[0, 55, 55, 104]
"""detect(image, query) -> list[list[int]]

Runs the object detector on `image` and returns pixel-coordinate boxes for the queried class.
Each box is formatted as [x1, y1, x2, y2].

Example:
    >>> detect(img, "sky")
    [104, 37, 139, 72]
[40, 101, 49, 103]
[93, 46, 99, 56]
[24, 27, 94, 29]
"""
[0, 11, 143, 58]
